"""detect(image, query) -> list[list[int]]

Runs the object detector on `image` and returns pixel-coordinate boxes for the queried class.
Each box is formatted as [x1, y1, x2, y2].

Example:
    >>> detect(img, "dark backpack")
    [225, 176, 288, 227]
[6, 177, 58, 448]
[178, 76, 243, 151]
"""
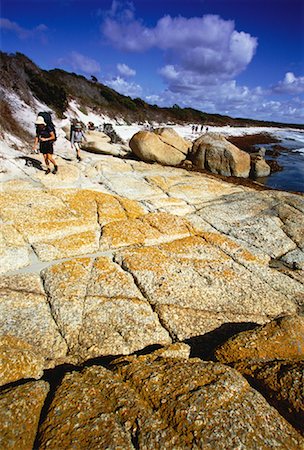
[36, 111, 57, 141]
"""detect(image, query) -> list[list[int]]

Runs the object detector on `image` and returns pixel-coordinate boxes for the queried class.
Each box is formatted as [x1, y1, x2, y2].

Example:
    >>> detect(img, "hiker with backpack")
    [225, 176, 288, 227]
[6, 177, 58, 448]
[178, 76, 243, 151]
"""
[70, 122, 86, 161]
[33, 115, 58, 174]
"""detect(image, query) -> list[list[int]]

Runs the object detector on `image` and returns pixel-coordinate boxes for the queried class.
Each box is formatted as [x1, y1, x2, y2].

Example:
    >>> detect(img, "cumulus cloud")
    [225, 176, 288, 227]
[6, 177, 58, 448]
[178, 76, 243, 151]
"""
[105, 76, 142, 97]
[101, 2, 304, 123]
[117, 63, 136, 77]
[272, 72, 304, 94]
[0, 18, 48, 39]
[102, 3, 257, 87]
[58, 52, 101, 74]
[143, 81, 304, 123]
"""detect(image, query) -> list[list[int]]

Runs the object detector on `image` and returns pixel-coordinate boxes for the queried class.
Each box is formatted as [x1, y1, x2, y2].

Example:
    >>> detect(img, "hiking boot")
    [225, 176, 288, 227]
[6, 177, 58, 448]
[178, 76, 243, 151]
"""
[77, 155, 82, 161]
[52, 165, 58, 174]
[45, 168, 51, 175]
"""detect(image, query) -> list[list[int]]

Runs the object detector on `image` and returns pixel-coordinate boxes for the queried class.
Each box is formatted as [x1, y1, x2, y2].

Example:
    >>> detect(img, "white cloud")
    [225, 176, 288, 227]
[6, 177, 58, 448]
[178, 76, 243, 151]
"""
[105, 76, 142, 97]
[143, 82, 304, 123]
[59, 52, 101, 74]
[117, 63, 136, 77]
[272, 72, 304, 94]
[102, 5, 257, 85]
[0, 18, 48, 39]
[101, 3, 302, 123]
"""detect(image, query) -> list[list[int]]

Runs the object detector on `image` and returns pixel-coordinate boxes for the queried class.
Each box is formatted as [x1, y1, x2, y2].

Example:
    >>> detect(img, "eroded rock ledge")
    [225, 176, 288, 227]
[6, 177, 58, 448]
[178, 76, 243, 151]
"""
[0, 178, 303, 448]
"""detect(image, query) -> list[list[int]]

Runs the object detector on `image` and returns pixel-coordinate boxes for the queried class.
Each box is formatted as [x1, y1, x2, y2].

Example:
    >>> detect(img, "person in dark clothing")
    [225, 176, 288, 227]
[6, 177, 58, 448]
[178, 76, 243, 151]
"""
[33, 116, 58, 174]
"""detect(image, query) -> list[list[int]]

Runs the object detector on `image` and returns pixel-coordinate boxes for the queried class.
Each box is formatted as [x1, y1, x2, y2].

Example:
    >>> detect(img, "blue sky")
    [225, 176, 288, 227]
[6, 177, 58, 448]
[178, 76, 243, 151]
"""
[1, 0, 304, 123]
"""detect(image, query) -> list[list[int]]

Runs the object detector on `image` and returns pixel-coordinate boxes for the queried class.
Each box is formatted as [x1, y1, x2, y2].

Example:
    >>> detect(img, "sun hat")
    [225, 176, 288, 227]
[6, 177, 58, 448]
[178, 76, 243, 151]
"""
[35, 116, 46, 125]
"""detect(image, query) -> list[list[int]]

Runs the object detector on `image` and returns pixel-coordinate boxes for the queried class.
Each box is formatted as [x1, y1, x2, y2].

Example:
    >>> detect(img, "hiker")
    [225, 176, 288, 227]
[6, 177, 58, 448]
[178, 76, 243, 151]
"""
[87, 121, 95, 130]
[70, 122, 86, 161]
[33, 116, 58, 174]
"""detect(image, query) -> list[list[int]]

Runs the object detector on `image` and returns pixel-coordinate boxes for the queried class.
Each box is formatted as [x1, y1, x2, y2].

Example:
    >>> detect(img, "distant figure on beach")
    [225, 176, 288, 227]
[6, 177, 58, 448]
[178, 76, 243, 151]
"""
[87, 121, 95, 130]
[195, 125, 198, 132]
[70, 122, 86, 161]
[200, 124, 204, 132]
[192, 125, 195, 134]
[33, 116, 58, 174]
[206, 127, 209, 132]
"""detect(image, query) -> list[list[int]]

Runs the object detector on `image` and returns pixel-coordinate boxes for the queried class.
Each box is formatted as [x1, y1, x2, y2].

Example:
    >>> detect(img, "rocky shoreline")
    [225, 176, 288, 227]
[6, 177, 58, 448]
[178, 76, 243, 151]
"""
[1, 123, 304, 448]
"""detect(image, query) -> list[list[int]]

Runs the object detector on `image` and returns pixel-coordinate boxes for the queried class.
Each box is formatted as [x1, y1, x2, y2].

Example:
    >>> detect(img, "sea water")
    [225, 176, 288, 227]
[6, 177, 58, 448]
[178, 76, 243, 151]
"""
[257, 129, 304, 193]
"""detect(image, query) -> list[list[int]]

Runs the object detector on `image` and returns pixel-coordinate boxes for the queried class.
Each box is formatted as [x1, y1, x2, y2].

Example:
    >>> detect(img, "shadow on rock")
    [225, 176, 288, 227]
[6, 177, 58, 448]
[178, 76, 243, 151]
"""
[185, 321, 258, 360]
[18, 156, 44, 171]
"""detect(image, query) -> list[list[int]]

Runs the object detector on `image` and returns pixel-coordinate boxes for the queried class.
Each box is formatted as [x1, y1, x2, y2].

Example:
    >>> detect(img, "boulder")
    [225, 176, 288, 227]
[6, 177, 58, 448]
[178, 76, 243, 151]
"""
[0, 380, 49, 449]
[214, 315, 304, 364]
[192, 133, 251, 177]
[80, 130, 131, 157]
[153, 127, 191, 155]
[0, 335, 44, 387]
[129, 131, 187, 166]
[251, 155, 271, 177]
[38, 359, 304, 449]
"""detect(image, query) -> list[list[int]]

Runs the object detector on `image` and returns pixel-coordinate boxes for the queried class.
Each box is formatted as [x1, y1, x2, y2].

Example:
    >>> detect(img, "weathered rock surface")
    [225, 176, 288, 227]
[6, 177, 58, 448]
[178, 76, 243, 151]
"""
[0, 335, 44, 387]
[233, 359, 304, 434]
[215, 315, 304, 364]
[1, 123, 304, 448]
[38, 358, 304, 449]
[41, 257, 171, 362]
[117, 235, 301, 340]
[81, 130, 130, 157]
[190, 190, 302, 264]
[192, 133, 251, 177]
[0, 380, 49, 449]
[0, 188, 145, 262]
[0, 224, 30, 274]
[129, 130, 187, 166]
[153, 127, 191, 155]
[0, 273, 68, 367]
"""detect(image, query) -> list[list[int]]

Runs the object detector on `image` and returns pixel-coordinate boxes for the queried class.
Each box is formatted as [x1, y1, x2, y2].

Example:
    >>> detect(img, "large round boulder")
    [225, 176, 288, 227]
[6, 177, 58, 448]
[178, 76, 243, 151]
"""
[192, 133, 251, 177]
[129, 130, 188, 166]
[153, 127, 191, 155]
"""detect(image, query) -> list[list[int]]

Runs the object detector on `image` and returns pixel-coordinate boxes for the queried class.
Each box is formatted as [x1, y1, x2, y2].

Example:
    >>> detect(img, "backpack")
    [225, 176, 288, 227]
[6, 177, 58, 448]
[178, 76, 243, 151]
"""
[36, 111, 57, 141]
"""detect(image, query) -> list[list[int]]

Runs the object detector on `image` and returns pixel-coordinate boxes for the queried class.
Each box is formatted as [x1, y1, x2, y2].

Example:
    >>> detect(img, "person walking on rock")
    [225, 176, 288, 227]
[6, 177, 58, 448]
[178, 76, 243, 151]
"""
[33, 116, 58, 174]
[70, 122, 86, 161]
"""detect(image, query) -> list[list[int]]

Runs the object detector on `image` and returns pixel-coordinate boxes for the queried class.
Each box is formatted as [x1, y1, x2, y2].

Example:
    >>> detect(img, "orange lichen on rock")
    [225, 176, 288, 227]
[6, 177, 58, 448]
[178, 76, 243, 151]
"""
[215, 315, 304, 364]
[33, 230, 100, 261]
[0, 335, 44, 387]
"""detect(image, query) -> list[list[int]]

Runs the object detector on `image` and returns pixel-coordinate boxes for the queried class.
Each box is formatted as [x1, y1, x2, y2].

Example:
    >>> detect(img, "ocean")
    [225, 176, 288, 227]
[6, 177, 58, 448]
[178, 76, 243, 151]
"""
[256, 129, 304, 193]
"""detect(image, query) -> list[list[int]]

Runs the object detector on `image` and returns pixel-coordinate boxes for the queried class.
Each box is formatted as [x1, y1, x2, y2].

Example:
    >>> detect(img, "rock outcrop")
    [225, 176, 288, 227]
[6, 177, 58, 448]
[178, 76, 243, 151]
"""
[215, 315, 304, 363]
[233, 359, 304, 434]
[37, 356, 304, 449]
[192, 133, 251, 177]
[215, 316, 304, 435]
[81, 130, 130, 157]
[129, 129, 189, 166]
[1, 124, 304, 447]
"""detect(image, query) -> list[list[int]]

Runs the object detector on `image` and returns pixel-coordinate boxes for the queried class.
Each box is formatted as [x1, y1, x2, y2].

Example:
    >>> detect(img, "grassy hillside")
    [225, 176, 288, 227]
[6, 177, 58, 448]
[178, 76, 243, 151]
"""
[1, 51, 303, 130]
